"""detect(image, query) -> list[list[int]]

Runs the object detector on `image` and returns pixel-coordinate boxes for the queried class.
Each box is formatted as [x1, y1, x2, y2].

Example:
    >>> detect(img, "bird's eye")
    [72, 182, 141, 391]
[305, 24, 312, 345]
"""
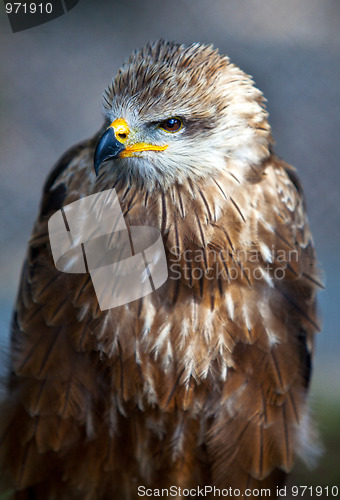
[159, 117, 182, 133]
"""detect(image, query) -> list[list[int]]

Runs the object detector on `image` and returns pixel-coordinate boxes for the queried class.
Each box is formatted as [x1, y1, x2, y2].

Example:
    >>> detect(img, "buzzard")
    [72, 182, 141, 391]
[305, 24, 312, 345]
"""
[0, 40, 321, 499]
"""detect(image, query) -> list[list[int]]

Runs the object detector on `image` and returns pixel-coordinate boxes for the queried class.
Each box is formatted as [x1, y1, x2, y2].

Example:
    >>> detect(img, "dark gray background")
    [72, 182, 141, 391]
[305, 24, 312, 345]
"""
[0, 0, 339, 488]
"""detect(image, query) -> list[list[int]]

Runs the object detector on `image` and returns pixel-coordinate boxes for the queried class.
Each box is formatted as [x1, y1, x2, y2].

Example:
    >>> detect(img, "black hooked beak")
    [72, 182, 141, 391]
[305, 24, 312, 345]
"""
[94, 127, 125, 176]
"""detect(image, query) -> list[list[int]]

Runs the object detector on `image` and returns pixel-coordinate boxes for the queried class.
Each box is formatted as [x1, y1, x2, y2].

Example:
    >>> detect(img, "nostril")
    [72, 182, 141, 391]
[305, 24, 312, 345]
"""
[118, 133, 127, 141]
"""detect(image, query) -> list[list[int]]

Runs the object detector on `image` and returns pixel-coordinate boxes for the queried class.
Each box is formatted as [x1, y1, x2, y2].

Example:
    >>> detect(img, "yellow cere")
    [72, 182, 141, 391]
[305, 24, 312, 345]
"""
[109, 118, 130, 143]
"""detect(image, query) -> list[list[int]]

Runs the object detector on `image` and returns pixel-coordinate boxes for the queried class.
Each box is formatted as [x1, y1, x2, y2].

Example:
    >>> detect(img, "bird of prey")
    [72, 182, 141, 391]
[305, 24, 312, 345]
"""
[0, 40, 321, 499]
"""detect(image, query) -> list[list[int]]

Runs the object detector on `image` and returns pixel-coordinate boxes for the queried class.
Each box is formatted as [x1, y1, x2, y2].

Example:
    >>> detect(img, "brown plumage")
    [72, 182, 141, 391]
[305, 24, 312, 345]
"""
[0, 40, 321, 499]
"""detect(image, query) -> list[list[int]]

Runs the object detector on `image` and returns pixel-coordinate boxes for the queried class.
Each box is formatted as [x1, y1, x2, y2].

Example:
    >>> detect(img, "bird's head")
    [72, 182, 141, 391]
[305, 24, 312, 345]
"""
[94, 40, 272, 190]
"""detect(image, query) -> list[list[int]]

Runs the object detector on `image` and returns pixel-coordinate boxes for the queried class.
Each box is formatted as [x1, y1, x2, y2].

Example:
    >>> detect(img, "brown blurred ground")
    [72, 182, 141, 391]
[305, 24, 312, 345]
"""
[0, 0, 339, 492]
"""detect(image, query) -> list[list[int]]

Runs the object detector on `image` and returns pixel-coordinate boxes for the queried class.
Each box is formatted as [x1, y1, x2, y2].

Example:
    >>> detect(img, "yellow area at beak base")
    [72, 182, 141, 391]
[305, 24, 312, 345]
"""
[120, 143, 168, 157]
[109, 118, 130, 142]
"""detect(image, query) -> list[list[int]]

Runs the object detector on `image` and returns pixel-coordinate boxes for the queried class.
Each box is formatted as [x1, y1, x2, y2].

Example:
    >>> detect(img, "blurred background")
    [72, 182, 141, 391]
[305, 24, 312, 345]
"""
[0, 0, 339, 493]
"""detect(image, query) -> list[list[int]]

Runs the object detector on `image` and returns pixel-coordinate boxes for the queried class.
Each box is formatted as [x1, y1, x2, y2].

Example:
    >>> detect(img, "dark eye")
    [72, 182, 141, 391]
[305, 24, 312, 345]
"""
[159, 117, 182, 133]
